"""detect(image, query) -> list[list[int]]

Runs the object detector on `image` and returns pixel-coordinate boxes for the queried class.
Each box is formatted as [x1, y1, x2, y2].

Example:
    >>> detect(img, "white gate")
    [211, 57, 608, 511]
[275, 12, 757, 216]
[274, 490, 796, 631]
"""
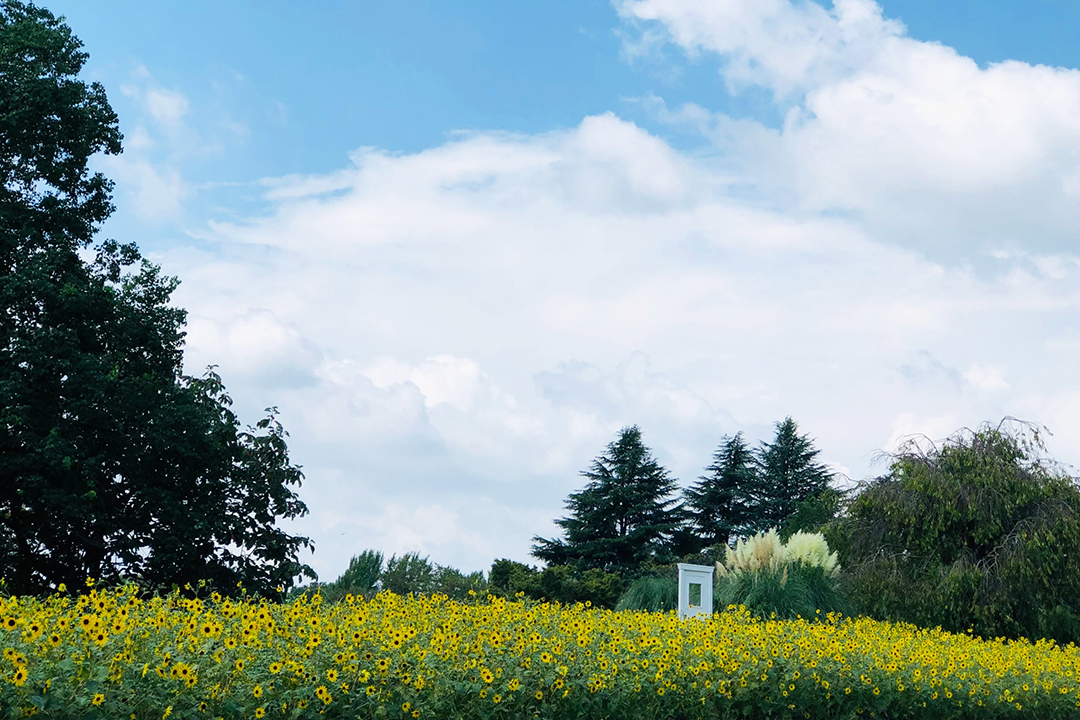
[677, 563, 714, 619]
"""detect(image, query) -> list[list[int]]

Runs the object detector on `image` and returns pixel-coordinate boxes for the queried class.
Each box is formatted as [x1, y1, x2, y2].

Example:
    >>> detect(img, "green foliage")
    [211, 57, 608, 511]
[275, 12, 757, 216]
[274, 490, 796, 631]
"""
[827, 418, 1080, 644]
[0, 1, 313, 598]
[0, 0, 120, 247]
[380, 552, 437, 596]
[488, 558, 536, 597]
[341, 549, 385, 593]
[316, 550, 384, 603]
[430, 564, 487, 600]
[300, 550, 488, 604]
[716, 563, 848, 619]
[679, 420, 838, 553]
[683, 432, 756, 550]
[749, 417, 835, 533]
[489, 558, 624, 608]
[779, 486, 844, 540]
[532, 425, 682, 575]
[614, 574, 677, 613]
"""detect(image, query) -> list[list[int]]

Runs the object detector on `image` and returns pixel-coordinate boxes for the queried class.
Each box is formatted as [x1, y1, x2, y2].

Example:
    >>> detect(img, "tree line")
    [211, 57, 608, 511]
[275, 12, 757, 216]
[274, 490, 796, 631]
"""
[482, 419, 839, 609]
[323, 418, 1080, 646]
[531, 420, 838, 575]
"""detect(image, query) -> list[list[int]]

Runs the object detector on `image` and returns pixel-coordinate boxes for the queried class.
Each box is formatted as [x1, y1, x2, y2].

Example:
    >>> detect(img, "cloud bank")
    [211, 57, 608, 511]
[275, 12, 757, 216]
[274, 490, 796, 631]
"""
[137, 0, 1080, 580]
[619, 0, 1080, 261]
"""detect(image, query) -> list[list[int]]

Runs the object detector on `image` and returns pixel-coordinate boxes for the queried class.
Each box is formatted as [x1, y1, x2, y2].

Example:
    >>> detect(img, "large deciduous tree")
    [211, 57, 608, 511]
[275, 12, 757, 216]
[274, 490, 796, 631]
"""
[532, 425, 681, 575]
[826, 418, 1080, 644]
[0, 0, 313, 597]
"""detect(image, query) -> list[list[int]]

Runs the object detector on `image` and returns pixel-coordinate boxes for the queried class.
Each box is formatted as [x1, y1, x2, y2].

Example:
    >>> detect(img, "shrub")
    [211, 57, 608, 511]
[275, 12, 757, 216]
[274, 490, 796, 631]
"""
[779, 487, 844, 540]
[489, 559, 624, 608]
[615, 575, 677, 612]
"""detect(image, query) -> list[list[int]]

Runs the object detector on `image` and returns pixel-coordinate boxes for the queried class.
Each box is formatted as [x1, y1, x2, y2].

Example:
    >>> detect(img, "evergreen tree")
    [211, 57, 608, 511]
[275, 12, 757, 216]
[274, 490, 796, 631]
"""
[532, 426, 681, 575]
[684, 432, 757, 548]
[749, 417, 833, 532]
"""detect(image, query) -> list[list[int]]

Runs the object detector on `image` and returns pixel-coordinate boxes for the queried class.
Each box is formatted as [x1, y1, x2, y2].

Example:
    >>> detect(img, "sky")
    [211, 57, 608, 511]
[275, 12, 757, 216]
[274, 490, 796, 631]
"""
[43, 0, 1080, 581]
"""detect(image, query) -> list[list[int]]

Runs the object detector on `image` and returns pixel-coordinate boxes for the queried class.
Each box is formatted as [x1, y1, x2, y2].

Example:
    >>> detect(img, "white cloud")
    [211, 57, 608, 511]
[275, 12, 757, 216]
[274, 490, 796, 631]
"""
[119, 71, 201, 152]
[157, 103, 1080, 578]
[367, 355, 490, 412]
[963, 364, 1010, 392]
[129, 1, 1080, 580]
[99, 156, 188, 221]
[184, 309, 321, 389]
[144, 87, 190, 129]
[102, 73, 197, 223]
[101, 66, 247, 226]
[618, 0, 904, 97]
[620, 0, 1080, 260]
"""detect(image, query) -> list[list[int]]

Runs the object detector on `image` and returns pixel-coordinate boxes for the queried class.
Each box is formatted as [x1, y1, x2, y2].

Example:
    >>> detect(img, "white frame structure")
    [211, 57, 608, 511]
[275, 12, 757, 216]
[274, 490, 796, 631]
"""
[677, 562, 714, 619]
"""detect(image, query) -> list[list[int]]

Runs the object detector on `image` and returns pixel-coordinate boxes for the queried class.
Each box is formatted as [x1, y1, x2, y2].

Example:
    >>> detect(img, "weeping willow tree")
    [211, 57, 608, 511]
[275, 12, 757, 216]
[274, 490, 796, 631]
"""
[826, 418, 1080, 644]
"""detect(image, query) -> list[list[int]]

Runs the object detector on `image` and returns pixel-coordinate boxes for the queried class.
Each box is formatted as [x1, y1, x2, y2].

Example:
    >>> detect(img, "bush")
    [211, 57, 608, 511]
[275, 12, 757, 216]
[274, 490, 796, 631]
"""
[615, 575, 677, 612]
[489, 559, 624, 608]
[826, 418, 1080, 644]
[779, 487, 844, 540]
[717, 563, 847, 619]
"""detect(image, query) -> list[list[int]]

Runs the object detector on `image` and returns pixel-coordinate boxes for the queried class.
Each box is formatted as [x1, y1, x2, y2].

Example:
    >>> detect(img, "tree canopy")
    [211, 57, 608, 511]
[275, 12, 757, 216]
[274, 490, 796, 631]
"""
[750, 417, 835, 534]
[0, 0, 313, 597]
[679, 419, 836, 551]
[683, 431, 756, 549]
[532, 426, 681, 575]
[826, 418, 1080, 644]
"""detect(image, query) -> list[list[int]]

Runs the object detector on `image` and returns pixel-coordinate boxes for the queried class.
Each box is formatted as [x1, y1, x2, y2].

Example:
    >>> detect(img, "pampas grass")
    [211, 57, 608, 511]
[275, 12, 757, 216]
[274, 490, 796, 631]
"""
[716, 530, 848, 619]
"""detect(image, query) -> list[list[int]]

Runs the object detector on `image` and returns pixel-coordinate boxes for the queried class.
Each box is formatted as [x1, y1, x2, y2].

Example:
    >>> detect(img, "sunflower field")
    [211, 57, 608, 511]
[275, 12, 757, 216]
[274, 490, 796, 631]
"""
[1, 582, 1079, 720]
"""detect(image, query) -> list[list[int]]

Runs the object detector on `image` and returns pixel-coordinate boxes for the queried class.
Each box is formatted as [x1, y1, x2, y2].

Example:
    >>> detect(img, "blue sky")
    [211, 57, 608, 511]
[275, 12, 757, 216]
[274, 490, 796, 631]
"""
[42, 0, 1080, 580]
[54, 0, 1080, 224]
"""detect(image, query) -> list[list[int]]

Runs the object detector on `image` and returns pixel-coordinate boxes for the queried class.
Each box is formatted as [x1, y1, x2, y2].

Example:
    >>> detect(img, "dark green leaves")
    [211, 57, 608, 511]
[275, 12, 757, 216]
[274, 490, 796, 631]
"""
[532, 425, 682, 575]
[0, 1, 121, 252]
[0, 2, 313, 598]
[684, 431, 756, 549]
[684, 419, 838, 551]
[827, 418, 1080, 644]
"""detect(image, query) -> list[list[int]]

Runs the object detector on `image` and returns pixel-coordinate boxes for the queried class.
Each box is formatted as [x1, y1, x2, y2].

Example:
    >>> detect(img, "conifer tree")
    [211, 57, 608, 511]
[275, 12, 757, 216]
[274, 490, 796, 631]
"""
[532, 426, 681, 574]
[750, 417, 834, 531]
[683, 432, 757, 548]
